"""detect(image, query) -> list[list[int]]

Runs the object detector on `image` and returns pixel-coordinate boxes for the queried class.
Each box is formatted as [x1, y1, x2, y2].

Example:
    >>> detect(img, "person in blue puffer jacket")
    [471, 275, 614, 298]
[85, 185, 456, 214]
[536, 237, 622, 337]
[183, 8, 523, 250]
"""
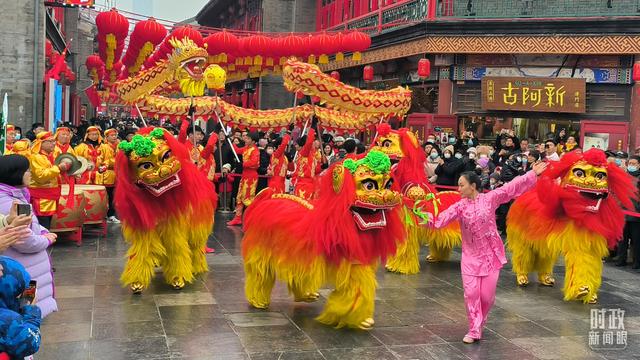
[0, 255, 42, 359]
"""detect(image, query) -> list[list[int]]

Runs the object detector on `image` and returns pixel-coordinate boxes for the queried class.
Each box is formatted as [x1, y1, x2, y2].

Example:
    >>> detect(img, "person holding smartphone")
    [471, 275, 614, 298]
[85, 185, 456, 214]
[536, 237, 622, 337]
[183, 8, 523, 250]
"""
[0, 155, 58, 318]
[0, 256, 42, 359]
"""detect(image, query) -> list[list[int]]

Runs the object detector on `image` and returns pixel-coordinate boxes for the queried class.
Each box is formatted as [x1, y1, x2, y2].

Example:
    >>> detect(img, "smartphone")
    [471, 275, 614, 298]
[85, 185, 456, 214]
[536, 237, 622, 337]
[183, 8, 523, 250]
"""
[21, 280, 37, 305]
[17, 203, 32, 217]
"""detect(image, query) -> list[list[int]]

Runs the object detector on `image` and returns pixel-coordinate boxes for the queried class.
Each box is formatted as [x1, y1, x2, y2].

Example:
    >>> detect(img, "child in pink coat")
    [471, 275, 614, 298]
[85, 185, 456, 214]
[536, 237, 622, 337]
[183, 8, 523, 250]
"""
[430, 162, 547, 343]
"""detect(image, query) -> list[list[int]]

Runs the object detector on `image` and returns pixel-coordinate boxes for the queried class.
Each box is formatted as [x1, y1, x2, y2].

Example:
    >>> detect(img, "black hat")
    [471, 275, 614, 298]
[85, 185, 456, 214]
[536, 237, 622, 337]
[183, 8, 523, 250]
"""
[615, 151, 628, 159]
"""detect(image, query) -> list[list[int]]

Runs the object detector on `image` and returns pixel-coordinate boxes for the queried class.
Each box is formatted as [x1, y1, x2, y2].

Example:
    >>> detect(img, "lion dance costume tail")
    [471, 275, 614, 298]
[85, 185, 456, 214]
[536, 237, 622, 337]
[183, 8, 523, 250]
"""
[115, 128, 217, 293]
[242, 150, 404, 329]
[507, 149, 636, 303]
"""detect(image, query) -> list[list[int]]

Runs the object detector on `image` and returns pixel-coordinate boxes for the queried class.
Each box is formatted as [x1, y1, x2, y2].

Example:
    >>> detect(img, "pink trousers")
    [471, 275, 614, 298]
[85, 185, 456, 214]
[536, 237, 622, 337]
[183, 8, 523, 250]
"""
[461, 268, 500, 339]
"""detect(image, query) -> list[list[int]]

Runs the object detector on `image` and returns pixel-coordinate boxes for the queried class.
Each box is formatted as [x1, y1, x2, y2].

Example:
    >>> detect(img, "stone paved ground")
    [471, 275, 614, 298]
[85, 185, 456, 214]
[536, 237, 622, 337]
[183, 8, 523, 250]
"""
[38, 214, 640, 360]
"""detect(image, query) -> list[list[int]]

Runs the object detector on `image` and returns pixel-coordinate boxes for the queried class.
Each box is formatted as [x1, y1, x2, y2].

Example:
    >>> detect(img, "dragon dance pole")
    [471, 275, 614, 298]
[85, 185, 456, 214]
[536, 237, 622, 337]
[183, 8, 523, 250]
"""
[134, 103, 148, 127]
[212, 97, 240, 163]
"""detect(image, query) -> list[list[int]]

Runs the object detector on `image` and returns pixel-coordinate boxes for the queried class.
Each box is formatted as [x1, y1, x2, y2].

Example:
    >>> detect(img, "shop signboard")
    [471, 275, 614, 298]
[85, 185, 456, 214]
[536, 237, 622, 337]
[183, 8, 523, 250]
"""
[481, 77, 586, 113]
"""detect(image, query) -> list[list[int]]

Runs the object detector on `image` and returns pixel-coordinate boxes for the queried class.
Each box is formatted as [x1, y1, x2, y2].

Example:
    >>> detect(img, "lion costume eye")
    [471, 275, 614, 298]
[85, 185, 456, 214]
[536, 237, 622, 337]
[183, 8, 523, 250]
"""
[595, 172, 607, 181]
[573, 169, 586, 178]
[162, 150, 172, 162]
[138, 162, 153, 170]
[362, 179, 378, 191]
[384, 179, 393, 189]
[382, 140, 392, 148]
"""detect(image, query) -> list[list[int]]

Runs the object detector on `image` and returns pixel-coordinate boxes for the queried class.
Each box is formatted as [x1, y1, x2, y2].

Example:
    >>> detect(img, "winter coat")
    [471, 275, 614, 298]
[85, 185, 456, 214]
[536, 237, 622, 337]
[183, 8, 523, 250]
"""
[0, 256, 42, 359]
[435, 158, 465, 186]
[424, 158, 439, 183]
[0, 184, 57, 318]
[626, 170, 640, 223]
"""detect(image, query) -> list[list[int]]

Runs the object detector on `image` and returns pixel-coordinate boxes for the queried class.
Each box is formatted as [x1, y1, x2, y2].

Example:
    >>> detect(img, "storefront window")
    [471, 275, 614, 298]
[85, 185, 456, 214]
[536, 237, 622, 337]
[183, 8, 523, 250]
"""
[458, 115, 581, 143]
[409, 85, 438, 113]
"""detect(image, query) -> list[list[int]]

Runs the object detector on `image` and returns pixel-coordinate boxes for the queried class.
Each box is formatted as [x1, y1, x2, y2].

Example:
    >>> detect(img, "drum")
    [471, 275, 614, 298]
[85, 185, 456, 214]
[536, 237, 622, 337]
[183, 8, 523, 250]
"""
[76, 185, 108, 225]
[50, 185, 86, 233]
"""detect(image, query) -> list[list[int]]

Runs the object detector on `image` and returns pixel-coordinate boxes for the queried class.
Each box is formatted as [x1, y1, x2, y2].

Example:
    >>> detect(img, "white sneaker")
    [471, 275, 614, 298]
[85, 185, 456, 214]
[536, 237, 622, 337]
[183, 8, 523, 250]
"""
[108, 216, 121, 224]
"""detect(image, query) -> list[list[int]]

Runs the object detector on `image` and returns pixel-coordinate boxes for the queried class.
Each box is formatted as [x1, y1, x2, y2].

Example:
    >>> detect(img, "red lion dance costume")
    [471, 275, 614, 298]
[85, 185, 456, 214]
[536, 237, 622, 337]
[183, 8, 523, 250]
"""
[115, 128, 217, 293]
[371, 124, 461, 274]
[242, 150, 403, 329]
[507, 149, 636, 303]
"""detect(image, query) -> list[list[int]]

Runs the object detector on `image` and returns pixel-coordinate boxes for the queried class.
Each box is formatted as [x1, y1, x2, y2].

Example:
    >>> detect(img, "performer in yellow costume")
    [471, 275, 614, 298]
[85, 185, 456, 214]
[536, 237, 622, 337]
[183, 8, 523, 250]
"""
[97, 128, 119, 223]
[74, 126, 102, 184]
[28, 131, 72, 228]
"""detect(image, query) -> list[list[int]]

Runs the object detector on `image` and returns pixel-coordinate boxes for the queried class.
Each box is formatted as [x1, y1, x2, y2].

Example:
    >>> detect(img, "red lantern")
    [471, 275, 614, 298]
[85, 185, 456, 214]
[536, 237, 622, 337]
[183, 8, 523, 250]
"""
[95, 9, 129, 69]
[122, 18, 167, 71]
[283, 34, 305, 58]
[95, 9, 129, 39]
[363, 65, 374, 82]
[330, 71, 340, 81]
[344, 31, 371, 61]
[205, 30, 239, 58]
[634, 62, 640, 82]
[418, 58, 431, 79]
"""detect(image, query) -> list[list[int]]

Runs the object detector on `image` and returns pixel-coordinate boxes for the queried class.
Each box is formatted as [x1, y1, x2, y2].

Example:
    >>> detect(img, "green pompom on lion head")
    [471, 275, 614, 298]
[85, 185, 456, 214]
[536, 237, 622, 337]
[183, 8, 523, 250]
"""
[149, 128, 165, 139]
[118, 134, 157, 157]
[343, 150, 391, 174]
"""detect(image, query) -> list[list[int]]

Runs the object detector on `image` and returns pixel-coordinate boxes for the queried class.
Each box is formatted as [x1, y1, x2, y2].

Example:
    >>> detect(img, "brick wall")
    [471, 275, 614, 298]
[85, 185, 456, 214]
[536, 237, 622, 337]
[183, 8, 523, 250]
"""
[64, 8, 97, 121]
[259, 0, 316, 110]
[0, 0, 45, 130]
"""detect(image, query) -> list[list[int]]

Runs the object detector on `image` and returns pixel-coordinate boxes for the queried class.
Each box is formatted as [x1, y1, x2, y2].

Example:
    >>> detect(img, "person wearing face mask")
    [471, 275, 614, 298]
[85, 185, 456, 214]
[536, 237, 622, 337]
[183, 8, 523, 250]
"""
[616, 156, 640, 269]
[424, 146, 441, 184]
[436, 145, 465, 186]
[3, 125, 16, 154]
[613, 151, 628, 169]
[486, 173, 502, 190]
[494, 130, 519, 166]
[464, 147, 478, 172]
[456, 131, 479, 152]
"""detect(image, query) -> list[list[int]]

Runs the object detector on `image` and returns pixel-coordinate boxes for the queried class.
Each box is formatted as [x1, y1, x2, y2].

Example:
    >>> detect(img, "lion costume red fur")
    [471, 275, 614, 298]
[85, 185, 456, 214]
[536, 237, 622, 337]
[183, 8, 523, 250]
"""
[241, 150, 404, 329]
[507, 149, 636, 303]
[115, 127, 217, 293]
[371, 123, 461, 274]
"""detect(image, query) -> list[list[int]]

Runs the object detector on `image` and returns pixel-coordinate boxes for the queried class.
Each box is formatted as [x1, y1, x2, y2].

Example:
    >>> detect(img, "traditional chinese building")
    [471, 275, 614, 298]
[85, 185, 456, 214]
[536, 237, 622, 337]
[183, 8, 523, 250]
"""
[318, 0, 640, 151]
[195, 0, 317, 110]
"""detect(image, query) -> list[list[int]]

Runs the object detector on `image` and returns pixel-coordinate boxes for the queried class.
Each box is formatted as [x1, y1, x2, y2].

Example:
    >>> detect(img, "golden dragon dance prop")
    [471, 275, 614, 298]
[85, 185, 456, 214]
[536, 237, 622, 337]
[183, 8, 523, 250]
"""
[115, 38, 209, 103]
[282, 59, 412, 118]
[139, 96, 386, 131]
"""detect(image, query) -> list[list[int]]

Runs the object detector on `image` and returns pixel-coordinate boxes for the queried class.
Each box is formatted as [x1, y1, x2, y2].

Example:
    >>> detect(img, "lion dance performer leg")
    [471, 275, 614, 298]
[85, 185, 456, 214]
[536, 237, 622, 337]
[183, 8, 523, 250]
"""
[371, 124, 461, 274]
[242, 151, 403, 329]
[507, 149, 636, 303]
[115, 128, 217, 293]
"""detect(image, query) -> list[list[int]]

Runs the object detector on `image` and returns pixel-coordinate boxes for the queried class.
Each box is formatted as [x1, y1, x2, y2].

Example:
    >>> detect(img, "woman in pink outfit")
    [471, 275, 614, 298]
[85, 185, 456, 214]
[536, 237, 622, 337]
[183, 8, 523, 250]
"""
[430, 162, 547, 343]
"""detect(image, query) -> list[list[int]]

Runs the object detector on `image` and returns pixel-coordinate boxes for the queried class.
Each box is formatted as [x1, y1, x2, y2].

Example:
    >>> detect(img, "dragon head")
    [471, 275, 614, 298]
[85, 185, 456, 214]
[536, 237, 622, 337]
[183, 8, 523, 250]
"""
[167, 38, 209, 97]
[333, 150, 402, 230]
[118, 128, 182, 196]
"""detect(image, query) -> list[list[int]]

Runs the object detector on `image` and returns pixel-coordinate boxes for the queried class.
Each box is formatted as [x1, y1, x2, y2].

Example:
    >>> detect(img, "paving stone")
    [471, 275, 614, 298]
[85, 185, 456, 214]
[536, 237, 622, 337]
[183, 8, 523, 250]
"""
[37, 215, 640, 360]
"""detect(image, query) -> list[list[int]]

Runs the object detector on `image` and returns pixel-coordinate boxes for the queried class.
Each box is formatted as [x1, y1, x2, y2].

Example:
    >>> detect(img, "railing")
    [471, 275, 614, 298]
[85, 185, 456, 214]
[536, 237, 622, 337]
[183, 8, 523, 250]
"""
[329, 0, 431, 35]
[322, 0, 640, 36]
[437, 0, 640, 19]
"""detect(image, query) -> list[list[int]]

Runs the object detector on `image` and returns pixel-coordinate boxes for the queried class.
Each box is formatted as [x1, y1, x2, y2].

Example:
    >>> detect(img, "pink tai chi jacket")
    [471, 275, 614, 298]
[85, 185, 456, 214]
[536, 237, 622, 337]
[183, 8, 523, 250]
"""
[432, 171, 538, 276]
